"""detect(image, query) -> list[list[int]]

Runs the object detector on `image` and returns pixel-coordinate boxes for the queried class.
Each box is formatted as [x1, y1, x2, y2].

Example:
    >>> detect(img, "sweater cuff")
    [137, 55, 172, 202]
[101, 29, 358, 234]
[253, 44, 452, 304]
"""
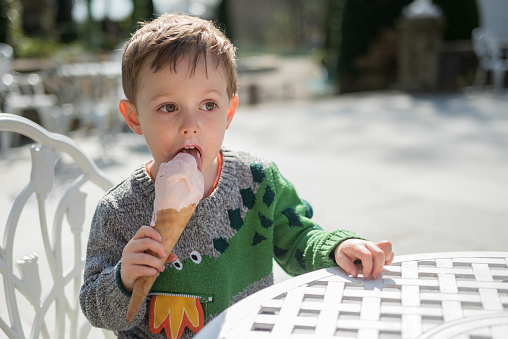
[316, 229, 366, 268]
[116, 259, 132, 298]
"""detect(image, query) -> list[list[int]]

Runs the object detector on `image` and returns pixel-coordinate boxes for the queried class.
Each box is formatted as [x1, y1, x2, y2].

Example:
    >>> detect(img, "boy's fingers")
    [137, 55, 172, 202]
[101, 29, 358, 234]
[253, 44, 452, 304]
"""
[121, 252, 164, 292]
[335, 252, 358, 278]
[127, 252, 166, 273]
[124, 235, 167, 260]
[366, 243, 386, 279]
[131, 238, 167, 259]
[354, 246, 375, 279]
[386, 252, 394, 265]
[336, 239, 395, 279]
[133, 225, 163, 242]
[376, 240, 394, 265]
[127, 264, 160, 279]
[376, 240, 392, 256]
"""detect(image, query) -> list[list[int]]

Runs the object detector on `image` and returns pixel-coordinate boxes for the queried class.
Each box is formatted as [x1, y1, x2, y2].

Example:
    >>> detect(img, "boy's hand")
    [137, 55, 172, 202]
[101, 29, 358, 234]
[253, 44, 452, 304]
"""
[334, 239, 393, 279]
[120, 226, 177, 292]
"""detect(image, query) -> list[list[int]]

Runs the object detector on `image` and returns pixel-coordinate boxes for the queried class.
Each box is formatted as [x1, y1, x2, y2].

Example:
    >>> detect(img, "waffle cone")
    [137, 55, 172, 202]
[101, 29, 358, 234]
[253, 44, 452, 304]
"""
[126, 203, 197, 323]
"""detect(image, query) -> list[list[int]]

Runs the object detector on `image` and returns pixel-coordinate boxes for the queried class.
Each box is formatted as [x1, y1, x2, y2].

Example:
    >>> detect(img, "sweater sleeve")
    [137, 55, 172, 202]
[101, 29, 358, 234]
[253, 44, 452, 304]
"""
[79, 197, 146, 331]
[268, 164, 365, 276]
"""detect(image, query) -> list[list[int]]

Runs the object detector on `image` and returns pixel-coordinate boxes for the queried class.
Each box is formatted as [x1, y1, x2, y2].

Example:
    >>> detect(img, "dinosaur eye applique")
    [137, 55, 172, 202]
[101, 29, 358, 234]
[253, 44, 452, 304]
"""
[190, 251, 202, 264]
[173, 259, 183, 270]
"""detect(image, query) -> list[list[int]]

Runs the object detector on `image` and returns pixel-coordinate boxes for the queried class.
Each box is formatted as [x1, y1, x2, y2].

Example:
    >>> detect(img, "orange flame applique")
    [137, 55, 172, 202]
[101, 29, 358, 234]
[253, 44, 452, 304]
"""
[149, 295, 204, 339]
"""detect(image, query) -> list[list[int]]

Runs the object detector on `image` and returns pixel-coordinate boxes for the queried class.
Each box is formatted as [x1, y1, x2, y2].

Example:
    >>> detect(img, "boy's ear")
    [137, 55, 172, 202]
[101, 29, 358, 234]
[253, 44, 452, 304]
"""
[119, 99, 143, 135]
[226, 95, 239, 129]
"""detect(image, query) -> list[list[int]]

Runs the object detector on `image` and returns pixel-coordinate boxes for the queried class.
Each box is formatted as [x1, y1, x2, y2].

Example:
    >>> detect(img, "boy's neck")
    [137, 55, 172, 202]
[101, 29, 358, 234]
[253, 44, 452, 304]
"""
[202, 155, 219, 197]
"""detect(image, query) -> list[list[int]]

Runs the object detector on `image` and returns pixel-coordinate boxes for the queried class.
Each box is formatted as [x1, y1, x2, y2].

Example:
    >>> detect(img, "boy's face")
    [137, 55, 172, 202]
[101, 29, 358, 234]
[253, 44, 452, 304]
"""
[120, 54, 238, 186]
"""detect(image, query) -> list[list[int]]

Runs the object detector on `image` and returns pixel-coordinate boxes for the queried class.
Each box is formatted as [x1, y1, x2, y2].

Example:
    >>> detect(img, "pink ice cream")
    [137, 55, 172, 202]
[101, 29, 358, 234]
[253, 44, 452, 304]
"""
[152, 153, 204, 223]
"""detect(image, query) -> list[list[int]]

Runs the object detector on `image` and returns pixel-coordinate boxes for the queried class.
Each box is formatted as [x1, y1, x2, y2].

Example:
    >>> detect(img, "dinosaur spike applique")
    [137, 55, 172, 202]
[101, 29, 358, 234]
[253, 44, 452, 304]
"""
[149, 294, 204, 339]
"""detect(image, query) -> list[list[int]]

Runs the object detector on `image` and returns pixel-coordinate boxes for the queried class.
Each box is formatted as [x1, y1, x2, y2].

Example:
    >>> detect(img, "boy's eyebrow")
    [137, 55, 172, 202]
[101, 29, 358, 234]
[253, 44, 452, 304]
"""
[202, 89, 224, 98]
[148, 89, 225, 104]
[148, 92, 173, 104]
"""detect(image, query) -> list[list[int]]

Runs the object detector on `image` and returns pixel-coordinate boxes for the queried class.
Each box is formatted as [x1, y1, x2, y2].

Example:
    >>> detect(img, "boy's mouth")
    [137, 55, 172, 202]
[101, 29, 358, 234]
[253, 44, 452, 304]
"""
[178, 146, 202, 172]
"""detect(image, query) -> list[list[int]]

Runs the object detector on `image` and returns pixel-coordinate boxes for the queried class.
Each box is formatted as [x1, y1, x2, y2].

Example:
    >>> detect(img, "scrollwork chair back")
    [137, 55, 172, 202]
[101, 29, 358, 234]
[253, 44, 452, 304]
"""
[0, 113, 115, 339]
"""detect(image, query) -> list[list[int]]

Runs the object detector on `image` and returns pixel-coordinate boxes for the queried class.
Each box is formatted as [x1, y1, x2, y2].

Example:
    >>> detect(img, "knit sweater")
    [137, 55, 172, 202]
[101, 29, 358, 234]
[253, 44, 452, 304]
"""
[80, 149, 364, 338]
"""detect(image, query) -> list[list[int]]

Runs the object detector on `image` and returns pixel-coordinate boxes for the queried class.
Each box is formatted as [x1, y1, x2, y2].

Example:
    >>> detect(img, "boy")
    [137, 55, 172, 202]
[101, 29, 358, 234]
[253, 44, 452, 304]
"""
[80, 13, 393, 339]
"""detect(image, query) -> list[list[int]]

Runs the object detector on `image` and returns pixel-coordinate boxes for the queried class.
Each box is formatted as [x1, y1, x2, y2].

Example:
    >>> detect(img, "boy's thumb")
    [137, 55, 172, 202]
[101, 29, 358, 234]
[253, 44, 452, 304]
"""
[166, 252, 178, 263]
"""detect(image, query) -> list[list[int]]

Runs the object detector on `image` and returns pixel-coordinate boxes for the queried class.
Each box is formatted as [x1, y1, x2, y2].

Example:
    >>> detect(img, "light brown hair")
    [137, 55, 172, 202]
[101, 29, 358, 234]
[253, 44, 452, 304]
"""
[122, 13, 237, 104]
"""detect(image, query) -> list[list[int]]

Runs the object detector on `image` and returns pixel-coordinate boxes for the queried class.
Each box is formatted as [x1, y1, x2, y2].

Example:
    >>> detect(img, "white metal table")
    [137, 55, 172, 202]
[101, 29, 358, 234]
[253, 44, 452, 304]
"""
[196, 252, 508, 338]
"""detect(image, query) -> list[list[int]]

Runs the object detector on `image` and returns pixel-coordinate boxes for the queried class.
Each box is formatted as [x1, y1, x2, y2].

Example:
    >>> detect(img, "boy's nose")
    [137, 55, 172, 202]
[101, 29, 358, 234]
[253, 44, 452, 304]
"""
[182, 127, 197, 135]
[180, 112, 198, 135]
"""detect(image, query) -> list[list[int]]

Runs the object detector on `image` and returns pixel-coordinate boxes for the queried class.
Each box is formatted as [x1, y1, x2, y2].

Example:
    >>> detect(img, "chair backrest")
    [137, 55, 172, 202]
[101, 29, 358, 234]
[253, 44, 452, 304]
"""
[476, 0, 508, 42]
[0, 113, 115, 339]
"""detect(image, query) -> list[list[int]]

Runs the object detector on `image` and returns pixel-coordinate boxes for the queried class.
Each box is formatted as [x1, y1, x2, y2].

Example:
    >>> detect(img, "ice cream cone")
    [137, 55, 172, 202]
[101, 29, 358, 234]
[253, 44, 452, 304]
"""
[126, 204, 197, 323]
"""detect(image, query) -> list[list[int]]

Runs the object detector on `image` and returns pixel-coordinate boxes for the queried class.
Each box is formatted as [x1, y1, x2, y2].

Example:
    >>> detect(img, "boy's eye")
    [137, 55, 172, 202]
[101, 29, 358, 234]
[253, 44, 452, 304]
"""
[160, 104, 177, 112]
[200, 102, 217, 111]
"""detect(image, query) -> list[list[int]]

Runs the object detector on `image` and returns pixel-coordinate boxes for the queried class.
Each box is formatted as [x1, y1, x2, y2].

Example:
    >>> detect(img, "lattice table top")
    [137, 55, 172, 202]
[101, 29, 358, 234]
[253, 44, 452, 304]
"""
[196, 252, 508, 339]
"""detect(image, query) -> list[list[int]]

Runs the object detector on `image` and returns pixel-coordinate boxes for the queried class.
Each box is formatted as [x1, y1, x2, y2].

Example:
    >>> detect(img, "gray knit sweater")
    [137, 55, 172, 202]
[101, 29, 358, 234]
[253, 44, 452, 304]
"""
[80, 149, 364, 338]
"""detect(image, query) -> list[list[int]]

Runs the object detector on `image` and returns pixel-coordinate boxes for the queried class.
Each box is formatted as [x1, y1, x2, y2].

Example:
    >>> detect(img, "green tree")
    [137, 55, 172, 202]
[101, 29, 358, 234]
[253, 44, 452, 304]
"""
[19, 0, 53, 38]
[324, 0, 480, 93]
[433, 0, 478, 41]
[323, 0, 346, 86]
[131, 0, 154, 30]
[324, 0, 410, 92]
[0, 0, 10, 44]
[217, 0, 233, 41]
[56, 0, 76, 43]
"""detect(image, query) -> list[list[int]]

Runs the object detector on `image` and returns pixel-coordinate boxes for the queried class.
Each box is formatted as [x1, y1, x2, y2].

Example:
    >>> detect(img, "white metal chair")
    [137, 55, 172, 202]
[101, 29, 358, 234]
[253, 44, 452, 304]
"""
[473, 0, 508, 93]
[0, 113, 115, 338]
